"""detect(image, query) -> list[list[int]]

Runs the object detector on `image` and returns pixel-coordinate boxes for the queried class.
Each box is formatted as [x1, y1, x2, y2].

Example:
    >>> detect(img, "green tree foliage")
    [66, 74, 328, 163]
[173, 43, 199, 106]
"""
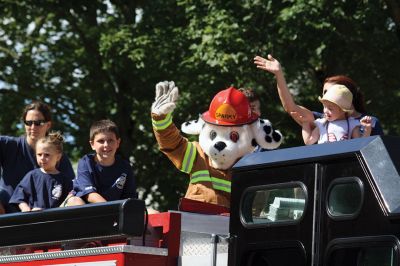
[0, 0, 399, 210]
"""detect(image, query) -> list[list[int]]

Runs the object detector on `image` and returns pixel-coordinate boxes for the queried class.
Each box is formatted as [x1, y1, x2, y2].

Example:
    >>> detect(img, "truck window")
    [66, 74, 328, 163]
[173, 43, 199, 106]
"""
[328, 246, 395, 266]
[240, 182, 307, 226]
[327, 177, 363, 220]
[244, 246, 306, 266]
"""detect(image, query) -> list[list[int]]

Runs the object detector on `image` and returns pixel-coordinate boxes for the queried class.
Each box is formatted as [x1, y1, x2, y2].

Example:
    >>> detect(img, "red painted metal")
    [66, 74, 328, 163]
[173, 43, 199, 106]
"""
[1, 212, 183, 266]
[148, 212, 182, 266]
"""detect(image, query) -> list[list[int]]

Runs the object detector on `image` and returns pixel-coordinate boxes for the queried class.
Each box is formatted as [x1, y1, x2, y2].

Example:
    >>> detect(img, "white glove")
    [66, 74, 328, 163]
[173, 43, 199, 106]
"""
[151, 81, 179, 115]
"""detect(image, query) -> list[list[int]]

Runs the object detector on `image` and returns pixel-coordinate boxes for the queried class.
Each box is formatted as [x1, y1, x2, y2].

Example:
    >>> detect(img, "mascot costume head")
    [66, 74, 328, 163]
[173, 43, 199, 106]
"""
[151, 81, 282, 212]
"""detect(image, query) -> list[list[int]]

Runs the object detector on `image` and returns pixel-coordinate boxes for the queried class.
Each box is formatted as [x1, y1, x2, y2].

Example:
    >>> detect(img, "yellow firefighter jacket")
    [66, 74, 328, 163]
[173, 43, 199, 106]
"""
[152, 112, 231, 209]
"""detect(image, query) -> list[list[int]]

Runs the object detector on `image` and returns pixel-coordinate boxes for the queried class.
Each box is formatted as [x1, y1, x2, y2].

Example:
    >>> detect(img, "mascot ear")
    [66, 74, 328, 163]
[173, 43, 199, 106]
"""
[181, 116, 205, 135]
[250, 118, 283, 150]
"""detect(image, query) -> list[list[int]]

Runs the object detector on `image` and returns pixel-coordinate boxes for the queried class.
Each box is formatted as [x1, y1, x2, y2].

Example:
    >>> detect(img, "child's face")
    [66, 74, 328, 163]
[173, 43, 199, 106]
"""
[250, 100, 261, 116]
[36, 142, 62, 173]
[90, 132, 121, 164]
[323, 101, 346, 121]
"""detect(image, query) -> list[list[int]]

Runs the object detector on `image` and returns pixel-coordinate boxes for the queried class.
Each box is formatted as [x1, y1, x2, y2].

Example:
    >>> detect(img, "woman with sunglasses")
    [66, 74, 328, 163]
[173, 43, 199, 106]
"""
[254, 54, 383, 136]
[0, 101, 75, 214]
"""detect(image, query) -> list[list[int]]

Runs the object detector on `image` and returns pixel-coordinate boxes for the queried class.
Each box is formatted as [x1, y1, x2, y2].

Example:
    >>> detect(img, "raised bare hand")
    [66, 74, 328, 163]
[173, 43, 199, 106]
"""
[254, 54, 282, 74]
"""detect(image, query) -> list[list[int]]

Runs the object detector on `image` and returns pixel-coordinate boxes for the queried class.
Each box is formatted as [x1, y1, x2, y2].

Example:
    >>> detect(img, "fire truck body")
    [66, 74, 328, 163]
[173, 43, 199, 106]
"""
[0, 202, 229, 266]
[0, 135, 399, 266]
[229, 136, 400, 266]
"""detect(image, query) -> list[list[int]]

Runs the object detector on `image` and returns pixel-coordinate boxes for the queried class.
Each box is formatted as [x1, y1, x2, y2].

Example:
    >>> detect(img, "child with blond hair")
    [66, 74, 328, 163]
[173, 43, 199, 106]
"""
[302, 84, 372, 145]
[254, 54, 383, 137]
[9, 132, 72, 212]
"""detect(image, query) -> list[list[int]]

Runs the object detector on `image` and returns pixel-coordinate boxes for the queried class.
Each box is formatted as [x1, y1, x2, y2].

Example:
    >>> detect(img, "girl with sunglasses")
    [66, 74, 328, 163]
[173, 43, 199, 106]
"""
[0, 101, 75, 214]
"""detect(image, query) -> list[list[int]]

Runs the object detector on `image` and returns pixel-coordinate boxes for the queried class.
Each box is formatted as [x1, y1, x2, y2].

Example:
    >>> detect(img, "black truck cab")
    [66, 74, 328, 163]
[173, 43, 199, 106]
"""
[229, 136, 400, 266]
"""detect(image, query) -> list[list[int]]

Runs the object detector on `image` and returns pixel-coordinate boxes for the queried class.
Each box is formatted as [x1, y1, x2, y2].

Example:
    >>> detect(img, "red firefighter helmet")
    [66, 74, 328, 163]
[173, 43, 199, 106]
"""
[201, 87, 259, 126]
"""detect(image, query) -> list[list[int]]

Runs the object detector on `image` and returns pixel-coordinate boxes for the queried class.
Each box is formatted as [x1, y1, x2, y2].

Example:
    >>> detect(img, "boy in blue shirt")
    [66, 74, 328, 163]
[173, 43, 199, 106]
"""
[9, 132, 72, 211]
[65, 120, 136, 206]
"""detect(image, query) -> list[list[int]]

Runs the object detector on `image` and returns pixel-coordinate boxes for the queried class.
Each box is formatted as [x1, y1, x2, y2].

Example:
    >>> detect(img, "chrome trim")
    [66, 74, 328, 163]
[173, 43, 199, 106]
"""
[0, 245, 168, 263]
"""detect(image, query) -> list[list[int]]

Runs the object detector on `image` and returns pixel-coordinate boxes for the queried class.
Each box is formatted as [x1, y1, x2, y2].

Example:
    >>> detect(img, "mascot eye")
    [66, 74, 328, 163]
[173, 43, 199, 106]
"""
[230, 131, 239, 143]
[210, 130, 217, 140]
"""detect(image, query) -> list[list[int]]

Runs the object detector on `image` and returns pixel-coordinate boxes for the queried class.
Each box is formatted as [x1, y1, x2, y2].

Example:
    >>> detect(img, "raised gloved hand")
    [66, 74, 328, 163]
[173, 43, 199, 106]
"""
[151, 81, 179, 115]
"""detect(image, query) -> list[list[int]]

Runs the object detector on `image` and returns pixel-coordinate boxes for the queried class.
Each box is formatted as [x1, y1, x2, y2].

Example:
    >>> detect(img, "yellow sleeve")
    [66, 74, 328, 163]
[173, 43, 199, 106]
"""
[152, 112, 196, 173]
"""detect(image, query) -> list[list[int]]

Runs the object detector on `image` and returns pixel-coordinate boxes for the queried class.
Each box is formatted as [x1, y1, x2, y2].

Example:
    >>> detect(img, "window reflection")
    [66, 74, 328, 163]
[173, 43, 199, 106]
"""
[327, 177, 363, 218]
[328, 246, 395, 266]
[241, 183, 307, 225]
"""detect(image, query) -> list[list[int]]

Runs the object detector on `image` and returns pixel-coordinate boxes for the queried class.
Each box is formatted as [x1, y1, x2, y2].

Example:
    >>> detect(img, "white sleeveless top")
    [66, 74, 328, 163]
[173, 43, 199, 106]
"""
[315, 117, 360, 144]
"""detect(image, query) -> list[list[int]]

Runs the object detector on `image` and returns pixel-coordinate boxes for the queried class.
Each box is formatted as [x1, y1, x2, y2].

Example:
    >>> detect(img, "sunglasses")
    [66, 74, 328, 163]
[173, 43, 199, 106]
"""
[24, 120, 47, 126]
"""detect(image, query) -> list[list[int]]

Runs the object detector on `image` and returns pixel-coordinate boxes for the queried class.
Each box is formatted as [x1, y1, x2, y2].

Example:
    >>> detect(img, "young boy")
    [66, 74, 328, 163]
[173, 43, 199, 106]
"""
[302, 84, 372, 145]
[66, 120, 136, 205]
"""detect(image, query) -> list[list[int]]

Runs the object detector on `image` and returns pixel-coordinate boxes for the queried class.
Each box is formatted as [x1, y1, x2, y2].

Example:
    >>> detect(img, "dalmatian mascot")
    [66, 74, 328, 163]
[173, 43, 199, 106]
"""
[151, 81, 282, 212]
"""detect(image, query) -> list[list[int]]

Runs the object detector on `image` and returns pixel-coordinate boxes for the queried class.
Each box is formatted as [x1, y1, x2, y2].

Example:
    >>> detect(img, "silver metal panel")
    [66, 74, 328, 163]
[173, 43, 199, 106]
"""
[0, 245, 167, 264]
[179, 253, 228, 266]
[167, 211, 229, 263]
[170, 211, 229, 235]
[180, 232, 228, 256]
[361, 137, 400, 214]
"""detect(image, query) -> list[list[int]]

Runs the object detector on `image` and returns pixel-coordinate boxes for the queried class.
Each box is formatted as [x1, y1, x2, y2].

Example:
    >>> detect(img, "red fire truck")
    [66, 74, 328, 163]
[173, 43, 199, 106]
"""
[0, 136, 399, 266]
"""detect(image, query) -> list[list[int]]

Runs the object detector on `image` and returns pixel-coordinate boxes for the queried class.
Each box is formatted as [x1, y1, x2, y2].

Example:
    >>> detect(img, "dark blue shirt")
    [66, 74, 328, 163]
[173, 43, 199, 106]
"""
[0, 136, 75, 211]
[312, 112, 384, 136]
[73, 154, 136, 201]
[9, 168, 72, 209]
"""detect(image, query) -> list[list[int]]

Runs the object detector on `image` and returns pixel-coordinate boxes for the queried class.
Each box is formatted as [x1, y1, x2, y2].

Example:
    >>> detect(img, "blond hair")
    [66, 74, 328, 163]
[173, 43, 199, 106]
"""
[36, 131, 65, 154]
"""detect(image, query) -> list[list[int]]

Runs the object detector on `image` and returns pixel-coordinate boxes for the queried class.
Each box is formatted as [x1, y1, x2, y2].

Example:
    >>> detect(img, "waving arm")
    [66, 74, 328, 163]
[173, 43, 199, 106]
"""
[254, 54, 315, 125]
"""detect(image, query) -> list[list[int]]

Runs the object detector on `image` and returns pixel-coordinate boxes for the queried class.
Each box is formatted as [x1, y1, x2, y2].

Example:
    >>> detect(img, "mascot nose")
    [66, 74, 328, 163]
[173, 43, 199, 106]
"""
[214, 141, 226, 152]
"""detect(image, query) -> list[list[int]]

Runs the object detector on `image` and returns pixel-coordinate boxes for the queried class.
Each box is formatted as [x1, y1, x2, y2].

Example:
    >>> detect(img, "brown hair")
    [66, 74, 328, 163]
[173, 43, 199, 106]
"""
[89, 120, 120, 141]
[238, 88, 259, 103]
[21, 101, 52, 122]
[36, 131, 64, 154]
[324, 75, 366, 114]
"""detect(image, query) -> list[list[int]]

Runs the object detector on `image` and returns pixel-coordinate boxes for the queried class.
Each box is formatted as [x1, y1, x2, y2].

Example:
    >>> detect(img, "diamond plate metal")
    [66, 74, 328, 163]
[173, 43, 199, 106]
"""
[180, 231, 228, 256]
